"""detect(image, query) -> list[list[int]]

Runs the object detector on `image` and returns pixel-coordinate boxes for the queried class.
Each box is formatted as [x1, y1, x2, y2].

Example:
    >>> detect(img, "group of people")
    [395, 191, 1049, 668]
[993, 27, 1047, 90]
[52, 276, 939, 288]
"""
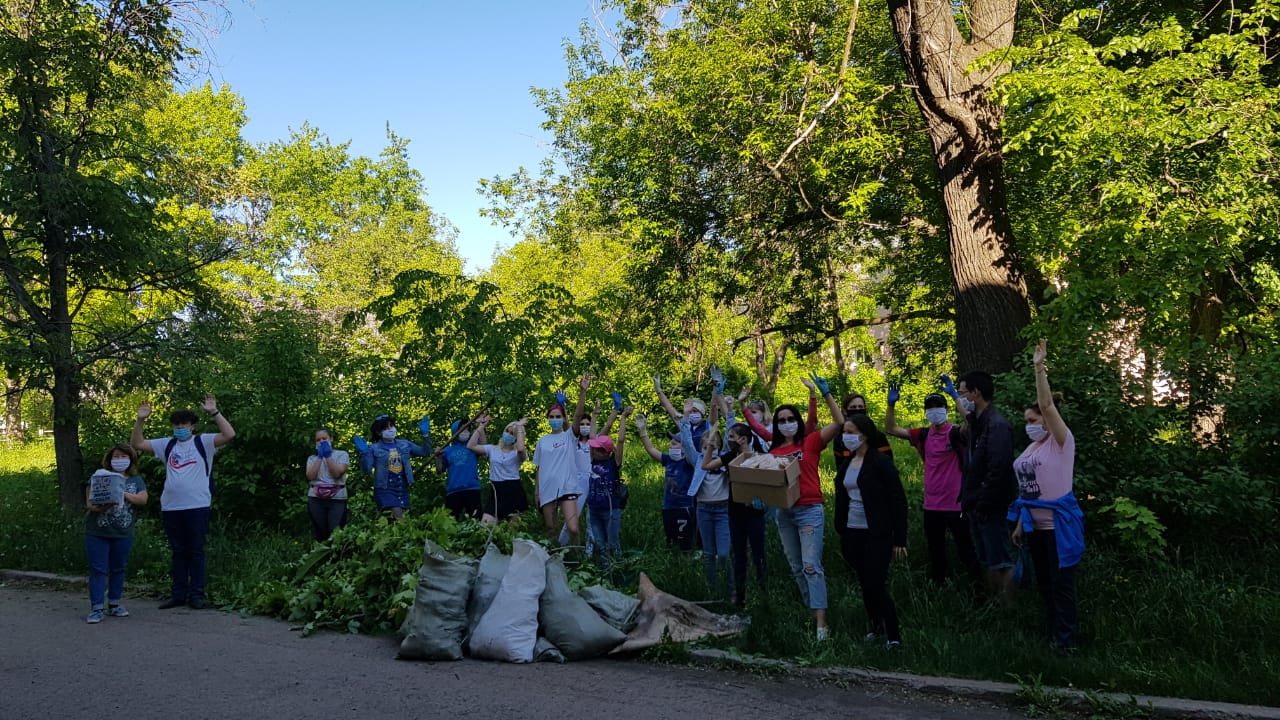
[81, 342, 1081, 655]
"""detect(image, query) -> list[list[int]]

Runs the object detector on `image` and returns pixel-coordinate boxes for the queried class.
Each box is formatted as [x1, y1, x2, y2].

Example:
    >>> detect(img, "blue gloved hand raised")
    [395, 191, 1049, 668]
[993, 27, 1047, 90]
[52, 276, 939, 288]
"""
[887, 381, 901, 407]
[353, 436, 369, 454]
[611, 391, 623, 411]
[418, 415, 431, 436]
[810, 372, 831, 397]
[710, 366, 726, 394]
[555, 389, 568, 408]
[940, 374, 958, 398]
[316, 440, 332, 458]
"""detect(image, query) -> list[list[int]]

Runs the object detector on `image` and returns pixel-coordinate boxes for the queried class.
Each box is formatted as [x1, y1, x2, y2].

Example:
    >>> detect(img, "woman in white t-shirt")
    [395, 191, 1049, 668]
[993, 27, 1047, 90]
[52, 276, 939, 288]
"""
[468, 415, 530, 524]
[532, 403, 581, 546]
[1011, 338, 1080, 652]
[305, 427, 351, 541]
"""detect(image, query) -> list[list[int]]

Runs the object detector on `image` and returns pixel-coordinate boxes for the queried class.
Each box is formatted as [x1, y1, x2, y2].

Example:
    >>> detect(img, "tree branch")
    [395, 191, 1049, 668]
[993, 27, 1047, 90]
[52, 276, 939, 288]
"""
[732, 308, 954, 349]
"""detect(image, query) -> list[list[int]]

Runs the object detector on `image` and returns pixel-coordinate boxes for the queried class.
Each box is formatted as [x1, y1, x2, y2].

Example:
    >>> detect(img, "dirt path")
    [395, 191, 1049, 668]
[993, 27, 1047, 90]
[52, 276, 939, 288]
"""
[0, 585, 1022, 720]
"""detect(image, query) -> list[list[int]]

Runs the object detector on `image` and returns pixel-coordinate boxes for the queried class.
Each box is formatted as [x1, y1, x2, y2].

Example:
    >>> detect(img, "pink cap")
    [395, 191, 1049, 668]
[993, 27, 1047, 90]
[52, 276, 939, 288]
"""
[587, 435, 615, 453]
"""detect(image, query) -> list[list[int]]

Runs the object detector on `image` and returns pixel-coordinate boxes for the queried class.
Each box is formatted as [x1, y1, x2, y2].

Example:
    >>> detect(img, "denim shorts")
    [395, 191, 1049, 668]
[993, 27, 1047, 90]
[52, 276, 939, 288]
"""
[970, 515, 1013, 570]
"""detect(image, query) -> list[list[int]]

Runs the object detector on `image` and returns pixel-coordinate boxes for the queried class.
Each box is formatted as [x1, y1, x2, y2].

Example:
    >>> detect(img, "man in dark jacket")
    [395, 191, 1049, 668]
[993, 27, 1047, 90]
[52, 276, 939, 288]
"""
[957, 370, 1016, 602]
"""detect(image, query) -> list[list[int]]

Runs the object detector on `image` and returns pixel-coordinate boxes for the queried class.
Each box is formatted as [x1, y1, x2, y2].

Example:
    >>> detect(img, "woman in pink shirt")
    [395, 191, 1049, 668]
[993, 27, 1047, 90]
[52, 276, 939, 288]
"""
[1012, 339, 1079, 652]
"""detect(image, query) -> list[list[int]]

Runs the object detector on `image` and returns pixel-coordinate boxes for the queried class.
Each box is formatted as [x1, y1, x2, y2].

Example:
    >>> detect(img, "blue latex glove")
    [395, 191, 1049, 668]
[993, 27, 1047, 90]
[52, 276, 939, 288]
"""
[887, 381, 900, 407]
[316, 440, 332, 458]
[417, 414, 431, 435]
[940, 374, 959, 398]
[555, 389, 568, 408]
[611, 391, 623, 411]
[352, 436, 369, 454]
[810, 372, 831, 397]
[710, 366, 726, 394]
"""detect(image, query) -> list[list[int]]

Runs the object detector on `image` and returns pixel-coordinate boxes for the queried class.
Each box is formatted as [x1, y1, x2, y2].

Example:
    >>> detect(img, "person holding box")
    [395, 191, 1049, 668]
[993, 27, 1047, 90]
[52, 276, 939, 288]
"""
[84, 444, 148, 623]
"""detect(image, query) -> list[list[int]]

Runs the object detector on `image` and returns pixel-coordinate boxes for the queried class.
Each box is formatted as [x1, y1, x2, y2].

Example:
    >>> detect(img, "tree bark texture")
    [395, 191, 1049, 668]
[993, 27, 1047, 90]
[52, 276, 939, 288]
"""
[888, 0, 1031, 374]
[3, 376, 22, 444]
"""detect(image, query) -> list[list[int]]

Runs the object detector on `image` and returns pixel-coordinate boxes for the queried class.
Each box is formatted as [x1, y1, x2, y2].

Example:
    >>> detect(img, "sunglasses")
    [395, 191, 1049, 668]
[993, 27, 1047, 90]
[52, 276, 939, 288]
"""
[775, 415, 798, 422]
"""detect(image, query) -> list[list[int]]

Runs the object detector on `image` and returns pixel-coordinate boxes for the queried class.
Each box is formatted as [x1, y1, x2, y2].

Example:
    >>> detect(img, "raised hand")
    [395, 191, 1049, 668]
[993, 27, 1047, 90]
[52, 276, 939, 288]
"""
[887, 381, 901, 407]
[201, 394, 218, 414]
[652, 374, 662, 393]
[634, 414, 648, 432]
[940, 374, 958, 398]
[136, 400, 152, 421]
[580, 373, 593, 391]
[621, 405, 634, 418]
[555, 389, 568, 408]
[353, 436, 369, 454]
[1033, 338, 1048, 367]
[799, 375, 816, 393]
[417, 415, 432, 435]
[611, 391, 623, 411]
[810, 372, 831, 397]
[709, 366, 726, 395]
[475, 413, 491, 427]
[737, 385, 751, 403]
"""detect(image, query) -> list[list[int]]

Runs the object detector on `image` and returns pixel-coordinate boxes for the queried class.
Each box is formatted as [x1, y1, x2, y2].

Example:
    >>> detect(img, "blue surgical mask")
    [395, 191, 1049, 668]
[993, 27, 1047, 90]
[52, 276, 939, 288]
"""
[110, 458, 131, 472]
[1026, 424, 1048, 443]
[172, 427, 192, 441]
[381, 427, 397, 441]
[549, 418, 564, 431]
[501, 432, 516, 445]
[688, 412, 703, 424]
[959, 397, 976, 414]
[842, 433, 863, 451]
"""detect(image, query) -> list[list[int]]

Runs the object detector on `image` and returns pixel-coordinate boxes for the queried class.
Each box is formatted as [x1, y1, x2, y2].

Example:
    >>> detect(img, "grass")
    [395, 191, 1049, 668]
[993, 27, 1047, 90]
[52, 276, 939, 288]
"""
[2, 439, 1277, 706]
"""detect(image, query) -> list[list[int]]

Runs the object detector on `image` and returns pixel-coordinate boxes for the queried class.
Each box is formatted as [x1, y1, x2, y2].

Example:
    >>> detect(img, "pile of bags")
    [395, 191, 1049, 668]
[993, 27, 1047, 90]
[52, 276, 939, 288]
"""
[398, 538, 746, 663]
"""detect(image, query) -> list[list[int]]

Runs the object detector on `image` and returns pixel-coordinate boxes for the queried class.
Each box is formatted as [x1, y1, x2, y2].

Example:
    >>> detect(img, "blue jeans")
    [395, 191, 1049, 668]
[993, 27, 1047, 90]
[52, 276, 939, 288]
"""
[697, 502, 734, 599]
[162, 507, 211, 602]
[971, 514, 1013, 570]
[85, 534, 133, 609]
[775, 503, 828, 610]
[587, 506, 621, 564]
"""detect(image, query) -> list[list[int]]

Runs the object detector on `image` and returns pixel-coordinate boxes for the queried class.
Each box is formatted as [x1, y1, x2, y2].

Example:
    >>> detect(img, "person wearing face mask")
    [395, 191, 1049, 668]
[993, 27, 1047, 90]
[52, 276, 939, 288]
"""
[533, 403, 582, 546]
[467, 415, 530, 524]
[835, 413, 909, 649]
[354, 413, 433, 522]
[635, 415, 697, 551]
[131, 394, 235, 610]
[835, 393, 893, 461]
[564, 374, 599, 551]
[305, 427, 351, 541]
[766, 373, 844, 641]
[437, 418, 484, 521]
[701, 422, 768, 606]
[884, 386, 979, 585]
[738, 386, 818, 444]
[1009, 339, 1083, 653]
[956, 370, 1018, 603]
[83, 444, 148, 623]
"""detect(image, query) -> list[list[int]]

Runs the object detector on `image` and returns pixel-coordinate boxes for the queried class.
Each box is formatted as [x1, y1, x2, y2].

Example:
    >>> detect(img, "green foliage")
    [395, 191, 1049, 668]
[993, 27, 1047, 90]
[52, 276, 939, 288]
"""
[1096, 497, 1167, 559]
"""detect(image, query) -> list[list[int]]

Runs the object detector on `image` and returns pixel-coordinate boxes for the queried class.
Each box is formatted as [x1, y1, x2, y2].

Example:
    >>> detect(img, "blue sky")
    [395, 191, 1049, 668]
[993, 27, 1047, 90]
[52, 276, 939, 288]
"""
[197, 0, 598, 272]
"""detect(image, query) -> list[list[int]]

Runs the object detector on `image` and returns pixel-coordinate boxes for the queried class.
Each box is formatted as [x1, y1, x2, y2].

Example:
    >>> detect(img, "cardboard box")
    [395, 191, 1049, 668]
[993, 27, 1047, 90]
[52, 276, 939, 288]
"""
[89, 473, 124, 507]
[729, 454, 800, 509]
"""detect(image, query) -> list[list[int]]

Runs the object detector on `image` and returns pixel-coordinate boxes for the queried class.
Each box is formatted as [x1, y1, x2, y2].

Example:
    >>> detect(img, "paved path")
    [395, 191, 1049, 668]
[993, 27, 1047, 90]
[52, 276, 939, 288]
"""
[0, 585, 1020, 720]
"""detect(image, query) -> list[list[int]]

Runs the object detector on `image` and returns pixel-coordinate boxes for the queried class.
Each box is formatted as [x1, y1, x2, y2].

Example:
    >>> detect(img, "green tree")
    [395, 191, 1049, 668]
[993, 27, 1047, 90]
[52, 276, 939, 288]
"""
[0, 1, 241, 506]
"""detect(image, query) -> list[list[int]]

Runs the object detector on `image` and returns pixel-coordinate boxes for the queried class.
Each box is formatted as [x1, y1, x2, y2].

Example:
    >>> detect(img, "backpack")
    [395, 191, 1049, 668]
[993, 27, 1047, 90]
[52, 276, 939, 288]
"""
[164, 434, 214, 494]
[917, 425, 966, 465]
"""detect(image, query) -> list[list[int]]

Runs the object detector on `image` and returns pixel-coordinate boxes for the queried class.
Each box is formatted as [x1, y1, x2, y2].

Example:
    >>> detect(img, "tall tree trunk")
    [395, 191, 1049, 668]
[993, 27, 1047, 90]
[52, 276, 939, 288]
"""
[1188, 271, 1227, 444]
[888, 0, 1031, 374]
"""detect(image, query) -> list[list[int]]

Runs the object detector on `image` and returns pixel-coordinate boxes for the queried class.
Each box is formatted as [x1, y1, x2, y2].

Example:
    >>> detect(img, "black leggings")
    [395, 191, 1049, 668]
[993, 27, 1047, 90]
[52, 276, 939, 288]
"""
[729, 502, 766, 603]
[922, 509, 979, 584]
[1027, 530, 1079, 649]
[307, 497, 348, 542]
[840, 529, 901, 642]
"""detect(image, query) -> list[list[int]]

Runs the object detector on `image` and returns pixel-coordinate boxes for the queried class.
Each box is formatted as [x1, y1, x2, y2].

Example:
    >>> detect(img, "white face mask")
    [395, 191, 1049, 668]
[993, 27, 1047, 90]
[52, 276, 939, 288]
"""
[925, 408, 949, 426]
[381, 427, 397, 441]
[458, 431, 471, 443]
[842, 434, 862, 451]
[959, 397, 976, 414]
[579, 424, 592, 437]
[669, 448, 684, 460]
[688, 412, 703, 424]
[751, 411, 763, 423]
[777, 420, 798, 436]
[110, 457, 131, 472]
[1026, 424, 1048, 442]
